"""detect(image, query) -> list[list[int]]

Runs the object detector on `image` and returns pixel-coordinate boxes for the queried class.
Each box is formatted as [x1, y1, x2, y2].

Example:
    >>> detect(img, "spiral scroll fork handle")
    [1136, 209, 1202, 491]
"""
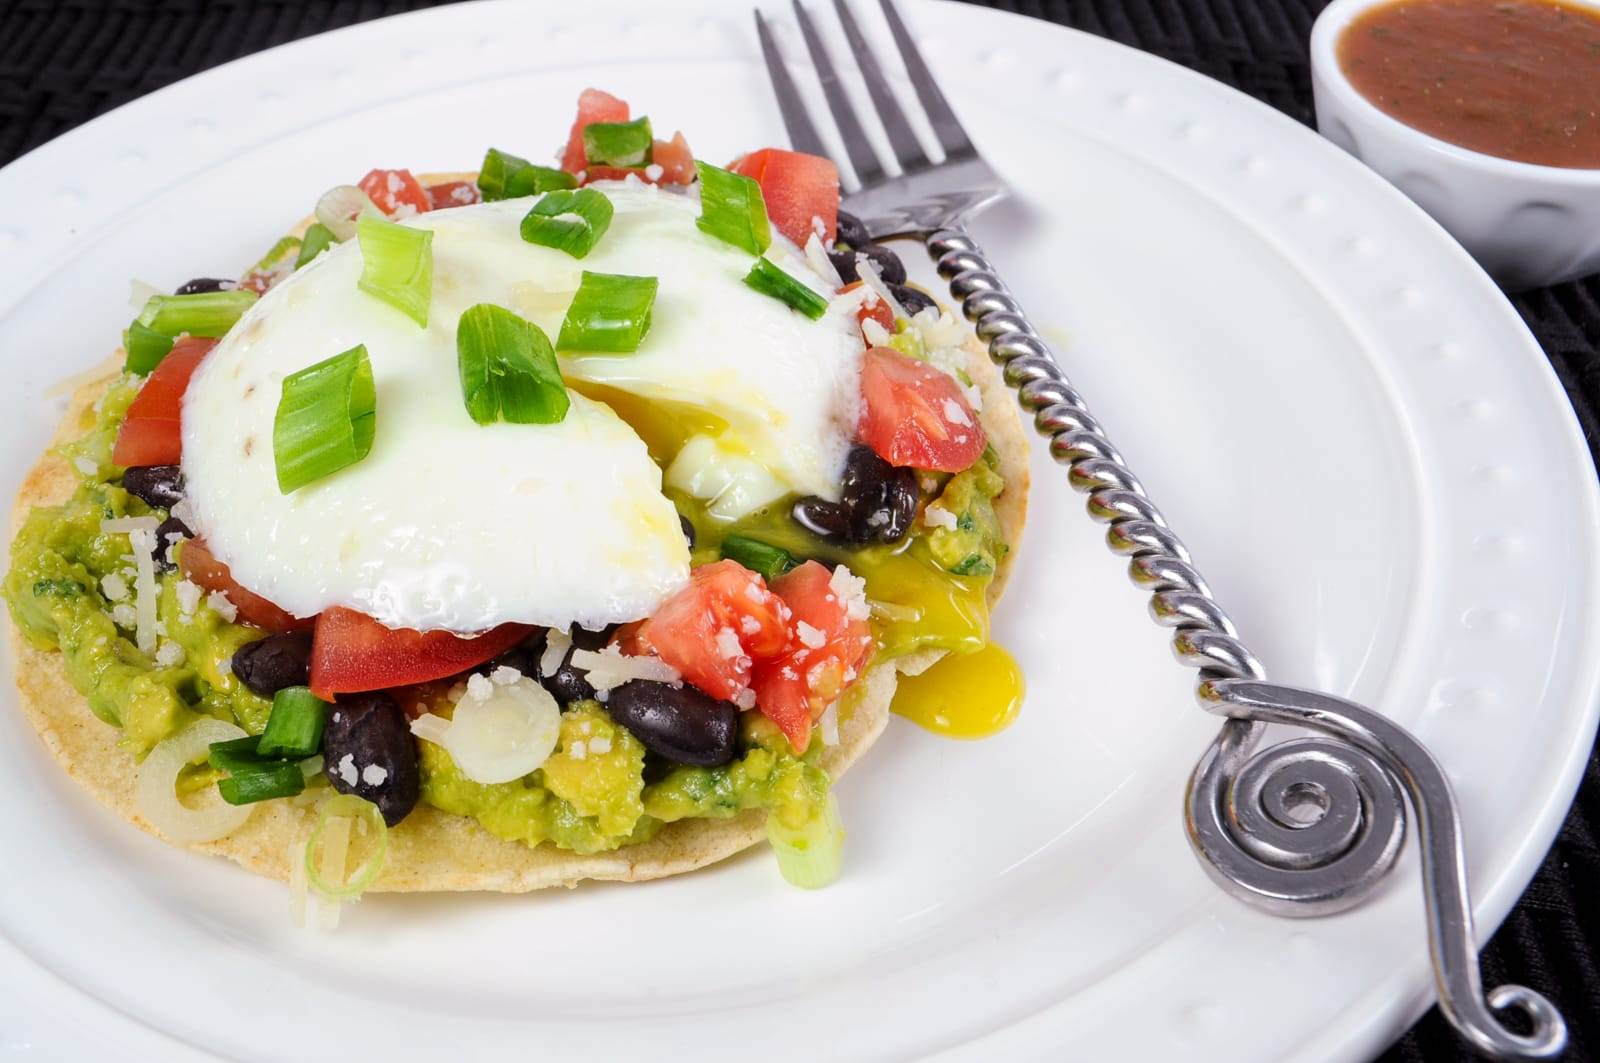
[1200, 680, 1567, 1060]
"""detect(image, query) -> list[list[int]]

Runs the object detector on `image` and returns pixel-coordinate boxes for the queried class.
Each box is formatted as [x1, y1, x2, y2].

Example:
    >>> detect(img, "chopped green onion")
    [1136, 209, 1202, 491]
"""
[744, 257, 829, 320]
[695, 161, 771, 255]
[767, 792, 844, 889]
[208, 735, 269, 775]
[720, 535, 798, 582]
[356, 214, 433, 327]
[257, 686, 329, 759]
[273, 345, 377, 493]
[456, 303, 569, 425]
[520, 188, 614, 259]
[557, 271, 658, 353]
[251, 235, 302, 276]
[135, 290, 258, 338]
[218, 759, 305, 805]
[478, 147, 576, 200]
[123, 322, 174, 374]
[295, 223, 337, 269]
[582, 117, 653, 168]
[306, 794, 389, 899]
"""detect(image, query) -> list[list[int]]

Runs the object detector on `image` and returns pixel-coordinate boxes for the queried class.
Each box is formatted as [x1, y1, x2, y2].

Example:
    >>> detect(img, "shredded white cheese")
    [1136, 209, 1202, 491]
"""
[922, 504, 959, 530]
[174, 579, 202, 616]
[100, 515, 160, 535]
[127, 527, 159, 654]
[409, 713, 453, 745]
[860, 317, 893, 347]
[855, 254, 908, 322]
[569, 646, 682, 692]
[805, 232, 844, 289]
[540, 628, 572, 677]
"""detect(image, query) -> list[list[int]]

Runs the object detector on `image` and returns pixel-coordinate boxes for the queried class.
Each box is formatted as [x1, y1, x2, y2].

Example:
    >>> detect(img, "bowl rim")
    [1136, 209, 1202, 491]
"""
[1310, 0, 1600, 187]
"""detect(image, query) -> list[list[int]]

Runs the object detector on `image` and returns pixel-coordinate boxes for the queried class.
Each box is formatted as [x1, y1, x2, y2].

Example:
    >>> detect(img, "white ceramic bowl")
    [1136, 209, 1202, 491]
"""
[1311, 0, 1600, 290]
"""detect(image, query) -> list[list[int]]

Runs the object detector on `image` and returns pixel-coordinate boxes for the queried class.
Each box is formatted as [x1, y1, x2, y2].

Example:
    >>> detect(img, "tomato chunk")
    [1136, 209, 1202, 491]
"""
[358, 168, 431, 215]
[560, 88, 631, 174]
[636, 560, 792, 703]
[111, 336, 217, 468]
[859, 346, 986, 472]
[178, 539, 312, 635]
[842, 280, 895, 333]
[730, 148, 840, 247]
[425, 180, 481, 210]
[585, 131, 696, 185]
[308, 606, 533, 700]
[751, 562, 874, 751]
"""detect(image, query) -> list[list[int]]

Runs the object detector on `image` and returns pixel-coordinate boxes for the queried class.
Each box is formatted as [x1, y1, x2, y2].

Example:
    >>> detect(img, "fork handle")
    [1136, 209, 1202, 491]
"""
[922, 225, 1566, 1061]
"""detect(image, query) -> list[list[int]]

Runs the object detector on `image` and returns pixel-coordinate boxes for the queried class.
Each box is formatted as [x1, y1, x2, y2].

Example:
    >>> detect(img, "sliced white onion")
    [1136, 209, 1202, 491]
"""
[443, 674, 561, 784]
[99, 515, 160, 535]
[135, 718, 254, 843]
[804, 232, 844, 289]
[314, 184, 379, 242]
[855, 254, 908, 323]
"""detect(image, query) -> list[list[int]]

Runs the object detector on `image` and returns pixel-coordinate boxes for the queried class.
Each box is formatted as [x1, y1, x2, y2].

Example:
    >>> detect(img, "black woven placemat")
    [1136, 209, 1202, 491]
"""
[1, 1, 1595, 1058]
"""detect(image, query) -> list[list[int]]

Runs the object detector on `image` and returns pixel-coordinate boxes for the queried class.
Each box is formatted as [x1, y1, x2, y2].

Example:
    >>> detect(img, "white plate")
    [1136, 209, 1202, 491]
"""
[0, 2, 1595, 1060]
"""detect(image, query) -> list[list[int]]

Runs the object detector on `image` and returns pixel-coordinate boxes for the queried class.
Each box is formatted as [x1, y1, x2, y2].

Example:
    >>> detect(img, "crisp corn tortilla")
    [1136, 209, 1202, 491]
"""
[5, 178, 1030, 892]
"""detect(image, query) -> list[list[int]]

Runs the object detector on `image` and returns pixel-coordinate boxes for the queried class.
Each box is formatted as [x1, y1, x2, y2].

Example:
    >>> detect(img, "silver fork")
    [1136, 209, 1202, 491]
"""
[754, 2, 1565, 1058]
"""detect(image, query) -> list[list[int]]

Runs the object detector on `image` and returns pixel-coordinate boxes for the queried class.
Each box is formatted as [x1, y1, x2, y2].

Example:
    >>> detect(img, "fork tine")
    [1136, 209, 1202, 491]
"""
[790, 0, 885, 186]
[831, 0, 929, 173]
[876, 0, 975, 158]
[754, 10, 830, 158]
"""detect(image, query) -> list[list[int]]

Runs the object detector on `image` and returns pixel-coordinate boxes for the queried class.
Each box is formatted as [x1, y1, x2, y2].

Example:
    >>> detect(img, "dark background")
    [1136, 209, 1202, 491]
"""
[1, 0, 1595, 1058]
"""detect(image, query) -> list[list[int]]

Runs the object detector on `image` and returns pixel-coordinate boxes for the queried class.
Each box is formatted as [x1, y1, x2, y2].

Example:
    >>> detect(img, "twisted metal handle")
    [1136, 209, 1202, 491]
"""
[923, 224, 1567, 1060]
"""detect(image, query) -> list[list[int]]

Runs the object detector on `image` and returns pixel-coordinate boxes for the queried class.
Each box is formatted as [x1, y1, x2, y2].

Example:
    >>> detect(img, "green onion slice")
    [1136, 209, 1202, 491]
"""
[720, 535, 798, 582]
[295, 223, 338, 269]
[582, 117, 653, 168]
[557, 271, 658, 353]
[135, 289, 258, 338]
[695, 161, 771, 255]
[208, 735, 269, 775]
[356, 214, 433, 327]
[767, 791, 844, 889]
[306, 794, 389, 899]
[217, 759, 305, 805]
[251, 234, 302, 276]
[123, 322, 175, 374]
[744, 257, 829, 320]
[457, 303, 570, 425]
[257, 686, 330, 759]
[519, 188, 614, 259]
[273, 344, 377, 493]
[478, 147, 576, 200]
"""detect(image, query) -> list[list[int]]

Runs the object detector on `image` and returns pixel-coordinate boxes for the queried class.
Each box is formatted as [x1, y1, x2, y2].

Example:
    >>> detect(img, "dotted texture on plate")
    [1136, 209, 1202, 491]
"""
[0, 0, 1596, 1059]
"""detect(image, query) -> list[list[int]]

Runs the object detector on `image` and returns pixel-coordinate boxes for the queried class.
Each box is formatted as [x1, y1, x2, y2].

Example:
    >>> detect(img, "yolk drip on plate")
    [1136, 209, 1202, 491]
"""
[889, 643, 1024, 740]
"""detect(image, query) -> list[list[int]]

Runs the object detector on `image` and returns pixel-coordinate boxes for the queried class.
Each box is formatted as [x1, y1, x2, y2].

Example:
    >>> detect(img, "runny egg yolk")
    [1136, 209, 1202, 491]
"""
[890, 643, 1025, 740]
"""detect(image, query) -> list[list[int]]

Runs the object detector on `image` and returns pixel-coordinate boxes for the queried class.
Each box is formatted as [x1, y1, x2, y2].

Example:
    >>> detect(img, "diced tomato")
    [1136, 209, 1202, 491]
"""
[842, 280, 895, 333]
[859, 346, 986, 472]
[560, 88, 631, 174]
[730, 148, 840, 247]
[308, 606, 533, 700]
[584, 131, 697, 185]
[636, 560, 792, 703]
[358, 168, 431, 215]
[425, 180, 481, 210]
[111, 336, 217, 468]
[177, 539, 313, 635]
[751, 562, 874, 751]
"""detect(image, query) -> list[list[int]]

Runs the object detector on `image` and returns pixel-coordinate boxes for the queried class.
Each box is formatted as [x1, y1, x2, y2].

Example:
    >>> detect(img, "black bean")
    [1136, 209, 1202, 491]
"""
[828, 249, 859, 285]
[857, 243, 907, 286]
[153, 515, 191, 573]
[679, 514, 696, 549]
[477, 634, 543, 680]
[835, 211, 870, 250]
[890, 283, 936, 317]
[174, 277, 234, 295]
[840, 444, 918, 544]
[791, 496, 851, 540]
[605, 680, 739, 767]
[122, 465, 184, 509]
[323, 693, 420, 826]
[230, 632, 312, 698]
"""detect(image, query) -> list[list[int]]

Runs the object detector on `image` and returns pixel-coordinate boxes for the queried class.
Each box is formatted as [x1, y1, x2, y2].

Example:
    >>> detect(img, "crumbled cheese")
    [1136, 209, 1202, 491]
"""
[588, 736, 613, 755]
[866, 510, 889, 528]
[568, 740, 588, 760]
[110, 603, 137, 628]
[922, 504, 959, 530]
[796, 621, 826, 649]
[73, 456, 99, 478]
[465, 673, 493, 701]
[714, 627, 743, 659]
[205, 590, 237, 622]
[734, 688, 757, 710]
[644, 163, 664, 181]
[100, 573, 128, 602]
[941, 397, 973, 427]
[336, 754, 359, 787]
[743, 582, 764, 603]
[217, 655, 233, 677]
[829, 565, 870, 621]
[540, 628, 572, 677]
[361, 764, 389, 787]
[490, 664, 522, 685]
[153, 639, 185, 668]
[174, 579, 202, 616]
